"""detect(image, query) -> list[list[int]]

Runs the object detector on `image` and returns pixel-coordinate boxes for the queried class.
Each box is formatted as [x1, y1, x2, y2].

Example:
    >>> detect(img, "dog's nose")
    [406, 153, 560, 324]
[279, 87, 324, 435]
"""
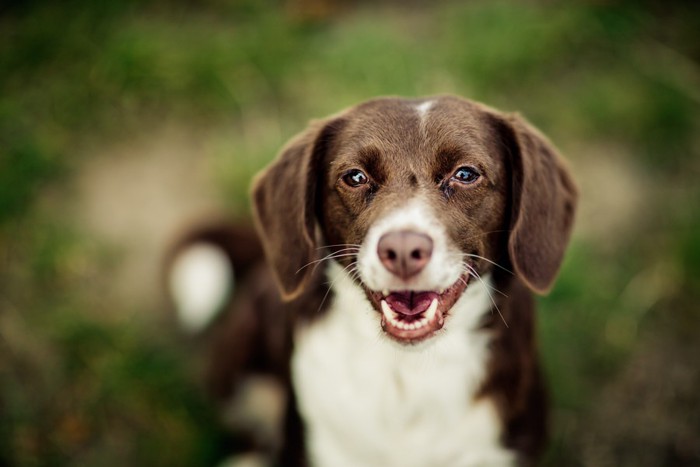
[377, 230, 433, 279]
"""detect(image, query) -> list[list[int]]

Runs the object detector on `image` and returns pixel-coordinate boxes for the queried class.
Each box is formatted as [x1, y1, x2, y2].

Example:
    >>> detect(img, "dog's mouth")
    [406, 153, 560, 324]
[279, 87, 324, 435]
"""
[363, 275, 470, 344]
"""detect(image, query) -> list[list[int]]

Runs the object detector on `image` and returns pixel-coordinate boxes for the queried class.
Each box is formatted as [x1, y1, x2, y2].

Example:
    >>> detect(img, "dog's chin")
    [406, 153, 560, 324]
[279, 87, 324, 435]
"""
[363, 275, 470, 344]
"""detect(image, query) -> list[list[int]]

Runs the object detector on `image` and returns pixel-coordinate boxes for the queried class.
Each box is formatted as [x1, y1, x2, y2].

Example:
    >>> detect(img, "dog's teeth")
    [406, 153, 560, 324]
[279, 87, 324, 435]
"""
[382, 301, 405, 327]
[425, 298, 439, 320]
[382, 299, 438, 332]
[439, 288, 445, 294]
[381, 300, 392, 318]
[382, 289, 389, 297]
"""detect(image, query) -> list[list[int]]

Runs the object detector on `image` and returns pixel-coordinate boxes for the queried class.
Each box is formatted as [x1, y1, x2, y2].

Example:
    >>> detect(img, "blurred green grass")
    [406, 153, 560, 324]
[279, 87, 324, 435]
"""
[1, 0, 699, 465]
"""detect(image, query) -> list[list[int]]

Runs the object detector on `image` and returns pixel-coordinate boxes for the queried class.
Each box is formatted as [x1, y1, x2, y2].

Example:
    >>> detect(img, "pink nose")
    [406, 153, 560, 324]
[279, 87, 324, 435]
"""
[377, 230, 433, 279]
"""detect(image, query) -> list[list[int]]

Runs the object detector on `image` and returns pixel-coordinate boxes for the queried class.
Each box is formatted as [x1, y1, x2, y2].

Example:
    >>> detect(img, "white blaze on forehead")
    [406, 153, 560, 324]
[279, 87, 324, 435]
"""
[415, 100, 434, 121]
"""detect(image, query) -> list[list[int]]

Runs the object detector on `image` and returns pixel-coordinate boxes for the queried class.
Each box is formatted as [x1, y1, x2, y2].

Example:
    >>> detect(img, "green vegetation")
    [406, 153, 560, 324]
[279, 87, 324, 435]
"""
[1, 1, 699, 465]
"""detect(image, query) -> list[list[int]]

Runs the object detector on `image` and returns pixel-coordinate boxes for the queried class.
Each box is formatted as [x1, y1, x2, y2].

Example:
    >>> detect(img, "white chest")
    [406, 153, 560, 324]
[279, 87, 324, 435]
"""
[291, 272, 515, 467]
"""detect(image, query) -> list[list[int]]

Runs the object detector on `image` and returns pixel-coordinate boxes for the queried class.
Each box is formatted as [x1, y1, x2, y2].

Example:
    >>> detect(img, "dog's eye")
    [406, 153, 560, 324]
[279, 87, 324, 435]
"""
[342, 169, 369, 187]
[451, 166, 480, 184]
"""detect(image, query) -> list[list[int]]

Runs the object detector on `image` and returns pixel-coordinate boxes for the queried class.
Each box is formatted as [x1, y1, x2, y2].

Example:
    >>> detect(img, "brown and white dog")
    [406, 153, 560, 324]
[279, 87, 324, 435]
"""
[167, 95, 578, 466]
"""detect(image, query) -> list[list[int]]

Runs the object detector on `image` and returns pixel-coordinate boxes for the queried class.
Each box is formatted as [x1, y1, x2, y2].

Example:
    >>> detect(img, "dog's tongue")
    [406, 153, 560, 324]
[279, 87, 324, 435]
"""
[385, 291, 439, 316]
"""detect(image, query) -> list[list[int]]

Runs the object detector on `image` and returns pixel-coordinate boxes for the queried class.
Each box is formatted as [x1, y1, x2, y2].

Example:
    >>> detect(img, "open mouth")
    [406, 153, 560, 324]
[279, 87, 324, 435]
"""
[363, 274, 470, 343]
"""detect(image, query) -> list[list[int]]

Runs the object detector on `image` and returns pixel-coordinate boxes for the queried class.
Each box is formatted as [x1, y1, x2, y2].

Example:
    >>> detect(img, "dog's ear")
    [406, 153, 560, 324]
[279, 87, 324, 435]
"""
[251, 118, 344, 301]
[497, 113, 578, 294]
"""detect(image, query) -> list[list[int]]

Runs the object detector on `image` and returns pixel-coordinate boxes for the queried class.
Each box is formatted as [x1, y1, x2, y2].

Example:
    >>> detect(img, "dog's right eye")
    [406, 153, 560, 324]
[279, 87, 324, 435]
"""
[341, 169, 369, 188]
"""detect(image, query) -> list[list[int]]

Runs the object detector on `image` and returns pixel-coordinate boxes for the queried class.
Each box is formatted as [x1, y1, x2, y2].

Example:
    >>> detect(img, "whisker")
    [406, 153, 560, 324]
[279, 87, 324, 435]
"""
[316, 261, 358, 314]
[465, 264, 508, 328]
[317, 247, 360, 257]
[298, 254, 357, 277]
[462, 253, 514, 275]
[316, 284, 334, 315]
[348, 269, 362, 284]
[304, 252, 359, 268]
[297, 249, 359, 274]
[344, 262, 362, 284]
[461, 265, 508, 298]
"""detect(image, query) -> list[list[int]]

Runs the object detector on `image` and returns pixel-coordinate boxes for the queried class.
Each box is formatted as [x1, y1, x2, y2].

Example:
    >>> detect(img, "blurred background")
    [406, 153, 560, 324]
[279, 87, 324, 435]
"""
[1, 0, 699, 465]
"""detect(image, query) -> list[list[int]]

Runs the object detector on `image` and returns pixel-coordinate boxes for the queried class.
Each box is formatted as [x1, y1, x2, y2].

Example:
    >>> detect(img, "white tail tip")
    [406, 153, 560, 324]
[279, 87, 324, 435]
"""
[168, 242, 234, 333]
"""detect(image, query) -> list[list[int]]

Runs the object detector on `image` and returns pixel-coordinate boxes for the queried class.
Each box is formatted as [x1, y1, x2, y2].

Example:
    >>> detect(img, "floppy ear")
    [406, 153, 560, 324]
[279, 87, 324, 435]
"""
[500, 114, 578, 294]
[251, 118, 344, 301]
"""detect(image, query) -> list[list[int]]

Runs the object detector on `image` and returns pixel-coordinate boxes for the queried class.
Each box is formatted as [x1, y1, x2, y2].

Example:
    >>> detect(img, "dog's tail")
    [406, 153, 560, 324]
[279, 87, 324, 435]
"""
[164, 220, 263, 335]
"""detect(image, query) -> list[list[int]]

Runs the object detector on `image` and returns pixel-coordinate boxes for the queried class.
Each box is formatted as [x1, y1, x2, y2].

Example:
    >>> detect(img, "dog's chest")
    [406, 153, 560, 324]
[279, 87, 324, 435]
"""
[291, 276, 515, 467]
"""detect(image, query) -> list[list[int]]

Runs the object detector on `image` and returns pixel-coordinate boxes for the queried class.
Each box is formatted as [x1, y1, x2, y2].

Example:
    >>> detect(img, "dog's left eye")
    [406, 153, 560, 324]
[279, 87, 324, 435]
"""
[342, 169, 369, 187]
[451, 166, 481, 184]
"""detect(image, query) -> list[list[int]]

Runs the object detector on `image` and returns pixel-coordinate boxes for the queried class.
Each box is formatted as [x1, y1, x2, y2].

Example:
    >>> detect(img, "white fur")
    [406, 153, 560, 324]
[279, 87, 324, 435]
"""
[416, 100, 434, 138]
[169, 242, 233, 333]
[357, 199, 464, 293]
[416, 100, 434, 120]
[291, 262, 514, 467]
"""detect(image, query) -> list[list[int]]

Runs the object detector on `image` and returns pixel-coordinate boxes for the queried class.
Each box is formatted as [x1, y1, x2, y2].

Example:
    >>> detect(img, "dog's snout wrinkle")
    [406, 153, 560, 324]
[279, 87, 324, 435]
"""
[377, 230, 433, 279]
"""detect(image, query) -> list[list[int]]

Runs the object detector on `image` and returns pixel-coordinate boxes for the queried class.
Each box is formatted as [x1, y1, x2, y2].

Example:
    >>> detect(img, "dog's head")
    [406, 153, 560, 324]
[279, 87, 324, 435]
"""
[252, 96, 577, 344]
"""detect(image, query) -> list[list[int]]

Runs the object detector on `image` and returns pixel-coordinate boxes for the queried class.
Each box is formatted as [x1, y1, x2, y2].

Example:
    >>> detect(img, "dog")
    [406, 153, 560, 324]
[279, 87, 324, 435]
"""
[167, 95, 578, 466]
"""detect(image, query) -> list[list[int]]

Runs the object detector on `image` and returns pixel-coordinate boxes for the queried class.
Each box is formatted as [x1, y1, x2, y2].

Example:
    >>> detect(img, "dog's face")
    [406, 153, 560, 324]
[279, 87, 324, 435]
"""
[317, 99, 510, 342]
[252, 96, 577, 344]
